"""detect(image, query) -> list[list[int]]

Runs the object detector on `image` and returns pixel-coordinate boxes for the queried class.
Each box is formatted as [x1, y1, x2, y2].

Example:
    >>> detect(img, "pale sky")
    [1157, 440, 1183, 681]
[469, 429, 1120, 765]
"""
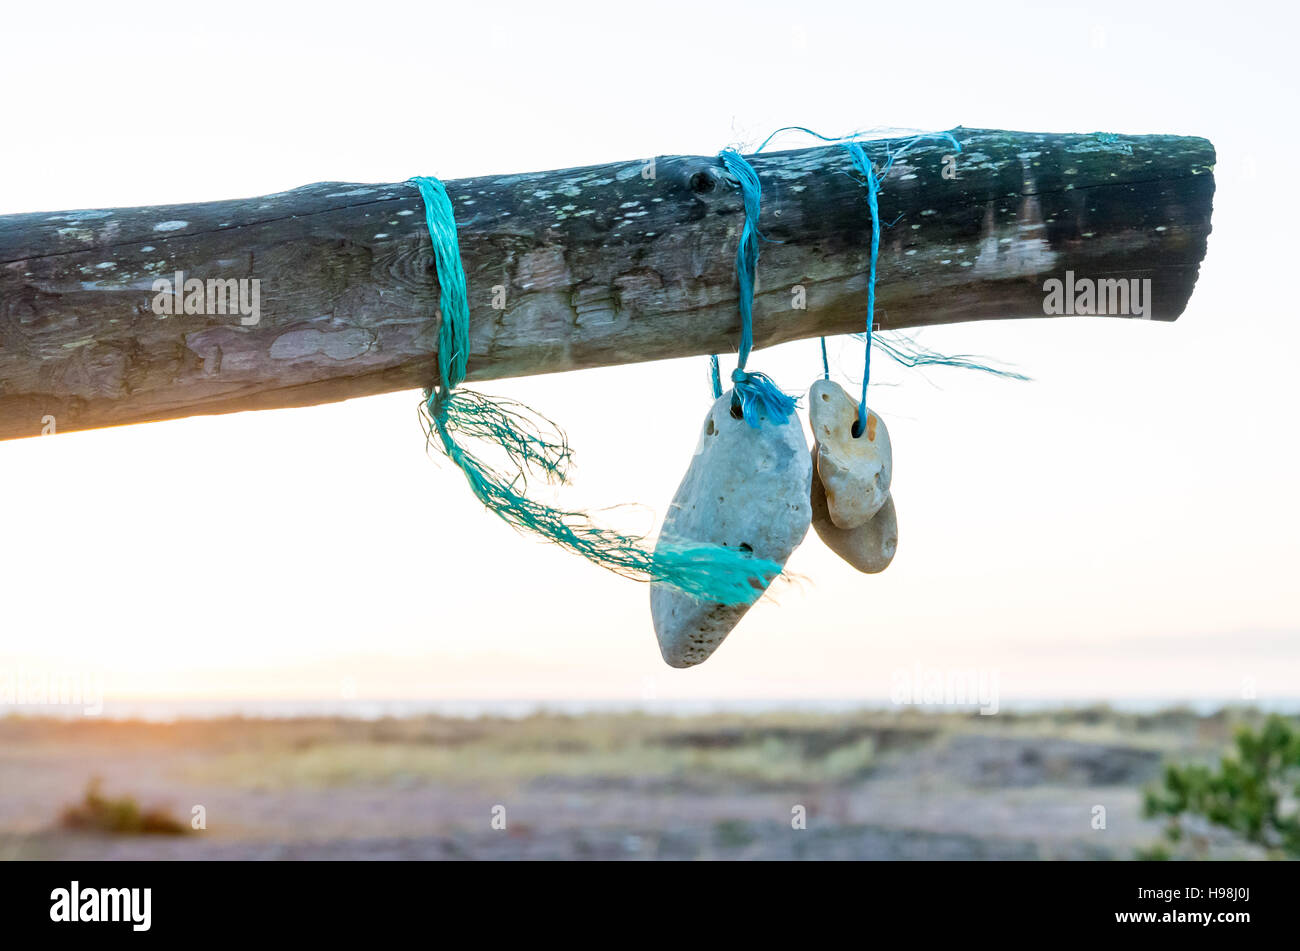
[1, 0, 1296, 708]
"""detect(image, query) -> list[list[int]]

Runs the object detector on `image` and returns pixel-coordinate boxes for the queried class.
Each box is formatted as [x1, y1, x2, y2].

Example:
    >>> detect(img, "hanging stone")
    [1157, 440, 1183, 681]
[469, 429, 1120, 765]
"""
[808, 378, 892, 529]
[651, 390, 812, 668]
[810, 443, 898, 573]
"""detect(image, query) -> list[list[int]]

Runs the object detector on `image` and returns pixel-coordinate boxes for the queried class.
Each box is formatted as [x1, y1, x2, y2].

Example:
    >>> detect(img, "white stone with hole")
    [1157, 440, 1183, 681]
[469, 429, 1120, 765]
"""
[650, 390, 812, 668]
[808, 378, 892, 529]
[810, 444, 897, 573]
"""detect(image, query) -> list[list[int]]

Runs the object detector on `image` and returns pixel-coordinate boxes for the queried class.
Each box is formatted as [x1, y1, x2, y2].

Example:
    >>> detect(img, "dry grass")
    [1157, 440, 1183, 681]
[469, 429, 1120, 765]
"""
[2, 704, 1268, 794]
[176, 718, 887, 789]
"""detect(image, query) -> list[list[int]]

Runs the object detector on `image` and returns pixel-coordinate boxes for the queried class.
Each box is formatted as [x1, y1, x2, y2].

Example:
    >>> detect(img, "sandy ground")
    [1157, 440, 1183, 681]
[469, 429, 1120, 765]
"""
[0, 708, 1260, 860]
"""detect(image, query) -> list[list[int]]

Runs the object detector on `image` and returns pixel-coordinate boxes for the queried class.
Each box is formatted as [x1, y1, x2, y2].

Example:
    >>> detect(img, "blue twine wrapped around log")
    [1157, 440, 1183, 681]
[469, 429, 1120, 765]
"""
[707, 149, 797, 428]
[751, 127, 1028, 431]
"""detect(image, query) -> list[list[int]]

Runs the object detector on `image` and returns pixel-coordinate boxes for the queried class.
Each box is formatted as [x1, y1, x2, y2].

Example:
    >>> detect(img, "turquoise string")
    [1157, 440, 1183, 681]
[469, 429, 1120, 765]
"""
[706, 150, 797, 428]
[862, 332, 1029, 380]
[843, 140, 882, 437]
[412, 177, 470, 397]
[754, 128, 964, 434]
[409, 175, 786, 604]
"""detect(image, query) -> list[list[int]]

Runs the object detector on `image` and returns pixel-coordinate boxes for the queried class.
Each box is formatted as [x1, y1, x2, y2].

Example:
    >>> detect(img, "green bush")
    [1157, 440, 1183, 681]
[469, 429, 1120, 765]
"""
[59, 778, 188, 836]
[1142, 715, 1300, 859]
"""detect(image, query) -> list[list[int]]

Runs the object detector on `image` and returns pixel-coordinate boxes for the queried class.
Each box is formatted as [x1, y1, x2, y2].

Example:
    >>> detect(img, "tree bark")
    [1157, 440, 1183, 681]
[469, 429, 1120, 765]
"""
[0, 128, 1215, 441]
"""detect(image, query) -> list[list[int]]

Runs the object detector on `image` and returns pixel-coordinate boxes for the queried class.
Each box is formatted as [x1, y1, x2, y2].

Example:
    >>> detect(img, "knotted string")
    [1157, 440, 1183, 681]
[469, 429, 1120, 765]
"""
[706, 149, 797, 428]
[409, 175, 785, 604]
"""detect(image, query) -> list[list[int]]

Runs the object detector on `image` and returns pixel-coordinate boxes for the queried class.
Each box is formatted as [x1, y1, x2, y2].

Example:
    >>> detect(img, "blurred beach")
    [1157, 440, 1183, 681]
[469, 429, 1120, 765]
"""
[0, 705, 1273, 860]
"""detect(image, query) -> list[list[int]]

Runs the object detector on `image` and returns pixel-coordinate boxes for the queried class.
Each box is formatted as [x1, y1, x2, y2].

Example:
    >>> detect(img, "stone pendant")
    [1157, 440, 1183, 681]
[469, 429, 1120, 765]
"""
[651, 390, 812, 668]
[808, 379, 897, 573]
[810, 443, 898, 573]
[808, 379, 891, 529]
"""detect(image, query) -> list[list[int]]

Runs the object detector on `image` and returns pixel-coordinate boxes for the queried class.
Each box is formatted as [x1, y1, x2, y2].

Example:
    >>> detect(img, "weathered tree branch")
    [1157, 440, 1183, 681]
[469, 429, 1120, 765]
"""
[0, 128, 1214, 440]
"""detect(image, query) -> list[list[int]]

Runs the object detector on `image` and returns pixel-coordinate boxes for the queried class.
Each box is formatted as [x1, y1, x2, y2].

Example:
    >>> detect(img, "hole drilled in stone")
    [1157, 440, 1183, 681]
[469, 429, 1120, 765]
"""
[851, 413, 877, 440]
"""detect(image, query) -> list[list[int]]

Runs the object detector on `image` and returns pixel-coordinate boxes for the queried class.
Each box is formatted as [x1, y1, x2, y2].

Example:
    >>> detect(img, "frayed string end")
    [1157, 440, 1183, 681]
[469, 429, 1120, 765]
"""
[866, 331, 1031, 381]
[419, 388, 780, 605]
[650, 538, 786, 605]
[731, 369, 797, 427]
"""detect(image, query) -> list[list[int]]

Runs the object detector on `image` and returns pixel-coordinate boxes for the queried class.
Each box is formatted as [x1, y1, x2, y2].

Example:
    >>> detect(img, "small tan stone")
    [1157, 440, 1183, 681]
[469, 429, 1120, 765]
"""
[808, 378, 892, 529]
[810, 444, 897, 574]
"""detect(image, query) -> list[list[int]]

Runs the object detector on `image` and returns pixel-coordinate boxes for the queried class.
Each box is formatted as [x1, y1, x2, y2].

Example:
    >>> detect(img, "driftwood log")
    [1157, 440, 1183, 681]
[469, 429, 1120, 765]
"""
[0, 128, 1215, 441]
